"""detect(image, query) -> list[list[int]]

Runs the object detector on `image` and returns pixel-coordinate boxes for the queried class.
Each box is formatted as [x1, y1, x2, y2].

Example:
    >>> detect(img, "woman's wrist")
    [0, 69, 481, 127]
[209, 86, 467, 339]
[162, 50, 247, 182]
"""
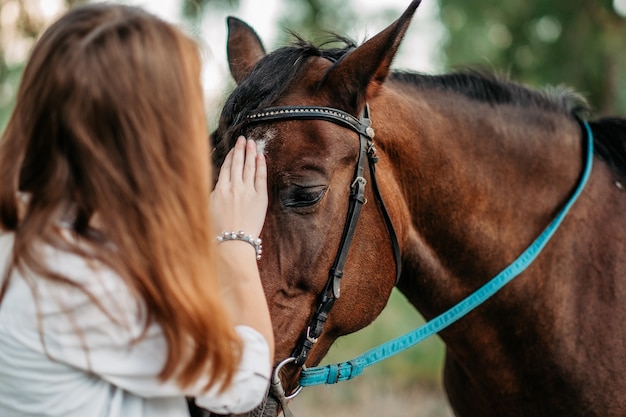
[216, 230, 262, 260]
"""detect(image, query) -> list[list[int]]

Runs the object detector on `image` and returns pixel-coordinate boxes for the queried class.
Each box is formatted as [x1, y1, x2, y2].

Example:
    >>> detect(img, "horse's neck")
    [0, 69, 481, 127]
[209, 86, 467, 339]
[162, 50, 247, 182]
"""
[377, 89, 583, 318]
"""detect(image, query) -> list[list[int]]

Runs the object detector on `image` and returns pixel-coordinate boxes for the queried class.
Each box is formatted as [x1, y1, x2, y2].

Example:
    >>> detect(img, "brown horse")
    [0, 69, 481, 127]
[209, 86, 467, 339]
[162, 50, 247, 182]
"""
[199, 1, 626, 416]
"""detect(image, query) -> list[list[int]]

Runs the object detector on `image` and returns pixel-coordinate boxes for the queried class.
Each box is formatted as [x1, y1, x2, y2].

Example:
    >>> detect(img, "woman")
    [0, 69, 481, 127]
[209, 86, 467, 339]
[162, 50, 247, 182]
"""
[0, 3, 273, 417]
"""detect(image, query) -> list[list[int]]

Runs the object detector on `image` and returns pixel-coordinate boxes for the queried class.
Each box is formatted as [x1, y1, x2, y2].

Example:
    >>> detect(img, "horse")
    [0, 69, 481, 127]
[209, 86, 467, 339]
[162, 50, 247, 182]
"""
[199, 1, 626, 416]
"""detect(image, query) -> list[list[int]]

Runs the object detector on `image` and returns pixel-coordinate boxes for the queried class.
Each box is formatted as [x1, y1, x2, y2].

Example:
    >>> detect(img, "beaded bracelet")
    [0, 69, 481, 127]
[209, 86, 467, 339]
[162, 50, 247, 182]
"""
[217, 230, 263, 260]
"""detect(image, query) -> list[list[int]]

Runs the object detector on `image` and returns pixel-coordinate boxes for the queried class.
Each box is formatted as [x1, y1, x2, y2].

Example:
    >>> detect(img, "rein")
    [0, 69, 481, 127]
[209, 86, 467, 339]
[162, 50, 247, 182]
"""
[298, 120, 595, 387]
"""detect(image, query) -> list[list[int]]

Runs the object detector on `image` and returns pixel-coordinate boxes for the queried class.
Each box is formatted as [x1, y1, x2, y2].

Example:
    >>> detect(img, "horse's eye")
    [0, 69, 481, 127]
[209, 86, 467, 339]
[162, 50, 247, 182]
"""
[282, 185, 327, 210]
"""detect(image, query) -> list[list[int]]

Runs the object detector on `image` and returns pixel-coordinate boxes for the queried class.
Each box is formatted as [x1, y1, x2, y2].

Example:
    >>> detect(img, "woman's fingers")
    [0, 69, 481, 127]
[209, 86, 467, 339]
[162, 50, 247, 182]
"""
[220, 136, 261, 186]
[255, 153, 267, 194]
[217, 147, 234, 185]
[212, 135, 267, 237]
[243, 139, 257, 184]
[229, 136, 246, 183]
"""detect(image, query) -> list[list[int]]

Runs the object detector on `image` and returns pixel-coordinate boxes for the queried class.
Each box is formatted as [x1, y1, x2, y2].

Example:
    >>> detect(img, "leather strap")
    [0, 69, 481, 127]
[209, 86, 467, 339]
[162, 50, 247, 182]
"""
[243, 104, 402, 367]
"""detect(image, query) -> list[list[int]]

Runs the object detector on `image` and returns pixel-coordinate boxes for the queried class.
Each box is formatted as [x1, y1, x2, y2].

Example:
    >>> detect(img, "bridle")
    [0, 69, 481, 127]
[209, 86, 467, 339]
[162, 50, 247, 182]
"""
[240, 106, 596, 417]
[242, 104, 402, 400]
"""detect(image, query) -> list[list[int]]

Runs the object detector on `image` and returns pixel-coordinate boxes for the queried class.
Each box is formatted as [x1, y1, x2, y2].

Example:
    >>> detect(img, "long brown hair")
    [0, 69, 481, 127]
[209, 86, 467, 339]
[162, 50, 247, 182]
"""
[0, 4, 241, 391]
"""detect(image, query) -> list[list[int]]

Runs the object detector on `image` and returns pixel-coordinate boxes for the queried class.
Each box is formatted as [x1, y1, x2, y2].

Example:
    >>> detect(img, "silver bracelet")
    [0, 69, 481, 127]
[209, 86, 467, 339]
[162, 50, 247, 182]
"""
[217, 231, 263, 260]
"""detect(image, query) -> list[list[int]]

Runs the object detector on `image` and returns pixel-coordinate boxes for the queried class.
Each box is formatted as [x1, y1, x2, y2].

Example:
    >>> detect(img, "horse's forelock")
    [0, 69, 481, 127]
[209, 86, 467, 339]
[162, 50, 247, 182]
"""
[214, 37, 356, 164]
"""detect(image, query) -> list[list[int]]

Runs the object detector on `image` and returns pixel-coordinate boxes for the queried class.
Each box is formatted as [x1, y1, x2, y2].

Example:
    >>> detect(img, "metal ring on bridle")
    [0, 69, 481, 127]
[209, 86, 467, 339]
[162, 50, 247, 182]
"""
[271, 357, 303, 400]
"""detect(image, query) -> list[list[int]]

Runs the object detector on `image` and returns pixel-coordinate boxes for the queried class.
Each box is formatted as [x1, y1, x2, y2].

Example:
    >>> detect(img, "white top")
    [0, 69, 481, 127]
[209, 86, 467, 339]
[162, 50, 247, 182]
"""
[0, 232, 271, 417]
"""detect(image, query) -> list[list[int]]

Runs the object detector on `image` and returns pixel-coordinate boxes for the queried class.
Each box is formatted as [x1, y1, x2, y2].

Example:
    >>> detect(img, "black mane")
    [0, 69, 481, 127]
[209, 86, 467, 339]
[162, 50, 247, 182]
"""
[388, 71, 626, 177]
[389, 70, 591, 117]
[213, 37, 355, 163]
[214, 36, 626, 178]
[589, 118, 626, 178]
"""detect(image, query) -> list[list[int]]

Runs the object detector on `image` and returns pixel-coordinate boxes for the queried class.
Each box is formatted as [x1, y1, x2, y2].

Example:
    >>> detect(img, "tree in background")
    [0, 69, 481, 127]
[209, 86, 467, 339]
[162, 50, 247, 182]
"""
[201, 0, 626, 115]
[438, 0, 626, 115]
[276, 0, 355, 44]
[184, 0, 405, 52]
[182, 0, 238, 24]
[1, 0, 624, 127]
[0, 0, 241, 128]
[0, 1, 79, 126]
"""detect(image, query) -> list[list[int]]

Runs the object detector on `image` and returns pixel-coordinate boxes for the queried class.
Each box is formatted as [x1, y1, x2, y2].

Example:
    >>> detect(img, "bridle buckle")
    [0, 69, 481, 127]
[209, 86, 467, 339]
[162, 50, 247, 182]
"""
[306, 326, 319, 344]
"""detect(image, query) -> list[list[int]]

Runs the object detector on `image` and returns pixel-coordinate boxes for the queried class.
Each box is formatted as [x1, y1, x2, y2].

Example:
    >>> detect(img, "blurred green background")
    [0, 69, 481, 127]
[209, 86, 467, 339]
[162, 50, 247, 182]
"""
[289, 289, 452, 417]
[1, 0, 625, 131]
[1, 1, 624, 415]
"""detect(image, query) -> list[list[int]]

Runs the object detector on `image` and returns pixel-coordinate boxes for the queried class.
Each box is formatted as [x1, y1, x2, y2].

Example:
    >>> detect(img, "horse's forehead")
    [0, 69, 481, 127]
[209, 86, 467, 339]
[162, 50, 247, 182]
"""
[246, 125, 277, 155]
[245, 124, 314, 162]
[244, 120, 357, 179]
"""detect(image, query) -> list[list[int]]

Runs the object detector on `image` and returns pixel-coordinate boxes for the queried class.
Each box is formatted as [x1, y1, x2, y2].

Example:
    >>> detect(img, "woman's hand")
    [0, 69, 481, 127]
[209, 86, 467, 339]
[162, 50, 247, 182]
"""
[211, 136, 274, 360]
[211, 136, 267, 238]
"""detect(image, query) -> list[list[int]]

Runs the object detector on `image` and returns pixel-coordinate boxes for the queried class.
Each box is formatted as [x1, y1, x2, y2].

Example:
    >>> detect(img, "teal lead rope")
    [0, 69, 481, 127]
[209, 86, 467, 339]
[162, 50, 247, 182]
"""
[298, 121, 594, 388]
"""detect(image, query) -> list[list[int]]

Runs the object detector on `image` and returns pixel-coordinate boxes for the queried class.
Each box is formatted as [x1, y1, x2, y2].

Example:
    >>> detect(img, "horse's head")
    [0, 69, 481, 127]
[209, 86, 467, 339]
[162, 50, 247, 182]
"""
[212, 1, 421, 412]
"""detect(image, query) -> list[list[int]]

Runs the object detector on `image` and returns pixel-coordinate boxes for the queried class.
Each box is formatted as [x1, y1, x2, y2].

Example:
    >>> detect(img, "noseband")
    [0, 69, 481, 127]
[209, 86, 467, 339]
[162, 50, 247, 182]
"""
[242, 104, 402, 397]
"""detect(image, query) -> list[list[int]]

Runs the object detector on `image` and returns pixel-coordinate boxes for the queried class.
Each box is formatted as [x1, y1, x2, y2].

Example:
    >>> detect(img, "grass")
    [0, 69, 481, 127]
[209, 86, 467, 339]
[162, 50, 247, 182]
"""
[319, 288, 446, 385]
[288, 289, 453, 417]
[290, 378, 453, 417]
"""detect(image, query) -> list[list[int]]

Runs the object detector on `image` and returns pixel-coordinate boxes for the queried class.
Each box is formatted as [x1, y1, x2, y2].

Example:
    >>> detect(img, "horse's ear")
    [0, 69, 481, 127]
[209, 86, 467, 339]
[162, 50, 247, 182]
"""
[323, 0, 421, 110]
[226, 17, 266, 84]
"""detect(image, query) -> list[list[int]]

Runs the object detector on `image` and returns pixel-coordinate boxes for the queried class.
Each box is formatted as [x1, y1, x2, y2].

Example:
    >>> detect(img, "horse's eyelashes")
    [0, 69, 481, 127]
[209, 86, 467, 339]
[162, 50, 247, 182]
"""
[281, 185, 328, 212]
